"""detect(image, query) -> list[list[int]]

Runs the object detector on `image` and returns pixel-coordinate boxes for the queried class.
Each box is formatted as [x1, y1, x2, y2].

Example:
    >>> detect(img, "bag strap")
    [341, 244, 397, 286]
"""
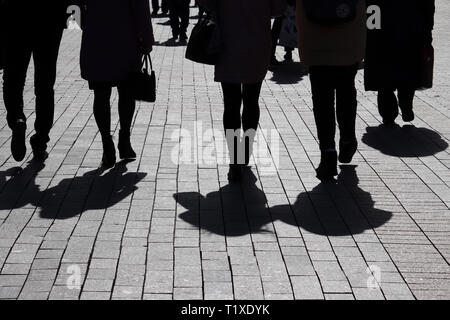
[142, 54, 153, 71]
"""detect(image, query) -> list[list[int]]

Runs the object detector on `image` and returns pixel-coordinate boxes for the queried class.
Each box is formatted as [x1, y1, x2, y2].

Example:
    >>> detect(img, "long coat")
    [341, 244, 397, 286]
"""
[296, 0, 366, 67]
[364, 0, 435, 91]
[214, 0, 286, 84]
[80, 0, 154, 84]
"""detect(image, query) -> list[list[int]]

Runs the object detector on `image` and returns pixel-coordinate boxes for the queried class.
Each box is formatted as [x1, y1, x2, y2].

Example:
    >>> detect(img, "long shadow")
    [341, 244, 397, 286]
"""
[0, 160, 145, 220]
[268, 62, 308, 85]
[175, 166, 391, 237]
[153, 39, 187, 47]
[362, 124, 449, 157]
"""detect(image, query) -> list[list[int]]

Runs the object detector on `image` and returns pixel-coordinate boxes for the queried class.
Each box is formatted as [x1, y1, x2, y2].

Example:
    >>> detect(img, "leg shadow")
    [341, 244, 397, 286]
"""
[39, 160, 146, 219]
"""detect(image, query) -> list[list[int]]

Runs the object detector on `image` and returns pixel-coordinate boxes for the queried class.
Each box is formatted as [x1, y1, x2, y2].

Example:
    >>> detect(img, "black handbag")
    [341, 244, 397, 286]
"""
[185, 11, 222, 65]
[303, 0, 358, 25]
[132, 54, 156, 103]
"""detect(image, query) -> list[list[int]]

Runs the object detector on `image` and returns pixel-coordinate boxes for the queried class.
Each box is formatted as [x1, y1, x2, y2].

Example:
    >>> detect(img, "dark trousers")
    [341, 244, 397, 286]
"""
[152, 0, 170, 13]
[309, 65, 358, 151]
[2, 26, 64, 146]
[92, 83, 136, 139]
[377, 89, 415, 122]
[271, 17, 284, 59]
[169, 0, 190, 37]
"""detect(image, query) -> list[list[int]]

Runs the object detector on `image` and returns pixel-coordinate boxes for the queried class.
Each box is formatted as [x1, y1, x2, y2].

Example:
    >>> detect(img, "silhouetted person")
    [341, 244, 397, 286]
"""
[365, 0, 435, 124]
[214, 0, 286, 182]
[169, 0, 190, 43]
[296, 0, 366, 181]
[80, 0, 154, 168]
[2, 0, 69, 162]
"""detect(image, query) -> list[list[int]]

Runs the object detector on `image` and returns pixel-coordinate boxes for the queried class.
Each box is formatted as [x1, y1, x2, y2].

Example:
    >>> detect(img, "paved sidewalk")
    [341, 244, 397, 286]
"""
[0, 1, 449, 300]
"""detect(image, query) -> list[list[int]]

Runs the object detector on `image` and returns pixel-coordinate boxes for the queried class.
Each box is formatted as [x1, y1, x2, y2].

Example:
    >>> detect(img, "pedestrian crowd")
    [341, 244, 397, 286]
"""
[0, 0, 436, 183]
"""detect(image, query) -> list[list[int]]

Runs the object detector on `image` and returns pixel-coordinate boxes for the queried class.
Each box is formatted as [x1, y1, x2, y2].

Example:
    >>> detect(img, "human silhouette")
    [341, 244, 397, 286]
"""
[2, 1, 70, 162]
[365, 0, 436, 125]
[211, 0, 286, 182]
[296, 0, 366, 181]
[80, 0, 154, 168]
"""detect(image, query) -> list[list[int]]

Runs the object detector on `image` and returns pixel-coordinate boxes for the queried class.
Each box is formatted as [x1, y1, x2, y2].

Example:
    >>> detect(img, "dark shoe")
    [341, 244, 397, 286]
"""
[227, 165, 242, 182]
[402, 109, 415, 122]
[382, 118, 396, 125]
[179, 32, 188, 43]
[11, 120, 27, 162]
[30, 135, 49, 162]
[339, 140, 358, 164]
[315, 151, 338, 181]
[101, 136, 116, 168]
[118, 131, 136, 160]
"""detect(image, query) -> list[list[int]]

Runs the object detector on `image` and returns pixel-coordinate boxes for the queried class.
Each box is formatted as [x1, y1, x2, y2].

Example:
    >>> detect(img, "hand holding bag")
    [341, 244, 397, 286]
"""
[132, 54, 156, 102]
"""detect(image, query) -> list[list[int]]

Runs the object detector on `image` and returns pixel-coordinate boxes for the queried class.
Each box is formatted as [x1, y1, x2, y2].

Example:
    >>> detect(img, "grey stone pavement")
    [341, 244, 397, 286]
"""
[0, 1, 449, 300]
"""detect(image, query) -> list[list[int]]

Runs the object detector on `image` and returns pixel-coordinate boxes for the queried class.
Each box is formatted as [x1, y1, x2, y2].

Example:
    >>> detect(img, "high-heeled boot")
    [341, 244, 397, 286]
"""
[101, 135, 116, 168]
[118, 130, 136, 160]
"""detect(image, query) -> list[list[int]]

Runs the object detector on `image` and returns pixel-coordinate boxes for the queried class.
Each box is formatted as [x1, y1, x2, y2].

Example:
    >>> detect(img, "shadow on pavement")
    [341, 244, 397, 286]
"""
[0, 160, 145, 220]
[362, 124, 449, 157]
[175, 165, 391, 237]
[268, 62, 309, 85]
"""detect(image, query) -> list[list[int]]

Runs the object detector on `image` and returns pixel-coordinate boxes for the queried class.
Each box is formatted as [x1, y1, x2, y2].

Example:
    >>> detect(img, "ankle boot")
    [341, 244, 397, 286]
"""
[339, 140, 358, 164]
[316, 150, 338, 181]
[101, 135, 116, 168]
[118, 130, 136, 160]
[11, 120, 27, 162]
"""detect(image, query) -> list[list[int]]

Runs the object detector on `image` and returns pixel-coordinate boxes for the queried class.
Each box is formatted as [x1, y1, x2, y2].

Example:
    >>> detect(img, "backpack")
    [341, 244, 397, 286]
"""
[303, 0, 359, 25]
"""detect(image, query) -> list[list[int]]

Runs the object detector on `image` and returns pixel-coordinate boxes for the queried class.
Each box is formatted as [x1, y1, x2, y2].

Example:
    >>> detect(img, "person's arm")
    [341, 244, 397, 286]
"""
[422, 0, 435, 44]
[131, 0, 155, 54]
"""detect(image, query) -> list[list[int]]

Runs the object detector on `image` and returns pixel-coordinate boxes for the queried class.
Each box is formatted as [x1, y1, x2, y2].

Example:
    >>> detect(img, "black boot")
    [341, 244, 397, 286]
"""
[227, 164, 242, 182]
[101, 135, 116, 168]
[118, 130, 136, 160]
[315, 150, 338, 181]
[30, 134, 49, 162]
[11, 120, 27, 162]
[338, 140, 358, 164]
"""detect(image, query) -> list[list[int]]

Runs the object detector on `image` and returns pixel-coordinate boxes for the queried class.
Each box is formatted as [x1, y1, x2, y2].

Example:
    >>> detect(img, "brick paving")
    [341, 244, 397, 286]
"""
[0, 1, 449, 300]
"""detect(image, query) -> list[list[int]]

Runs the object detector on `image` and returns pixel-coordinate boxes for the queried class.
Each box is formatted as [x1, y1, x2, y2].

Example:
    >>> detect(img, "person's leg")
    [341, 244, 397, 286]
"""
[162, 0, 170, 14]
[152, 0, 160, 14]
[335, 64, 358, 163]
[221, 82, 243, 180]
[398, 88, 415, 122]
[377, 89, 398, 124]
[93, 85, 116, 167]
[309, 66, 338, 180]
[242, 82, 263, 166]
[270, 17, 284, 65]
[2, 26, 32, 161]
[179, 0, 190, 41]
[31, 26, 64, 160]
[117, 82, 137, 159]
[169, 0, 180, 39]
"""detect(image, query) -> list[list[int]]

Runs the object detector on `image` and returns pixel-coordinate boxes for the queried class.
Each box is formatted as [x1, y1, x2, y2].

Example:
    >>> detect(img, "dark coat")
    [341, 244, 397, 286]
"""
[80, 0, 154, 84]
[214, 0, 287, 83]
[364, 0, 435, 91]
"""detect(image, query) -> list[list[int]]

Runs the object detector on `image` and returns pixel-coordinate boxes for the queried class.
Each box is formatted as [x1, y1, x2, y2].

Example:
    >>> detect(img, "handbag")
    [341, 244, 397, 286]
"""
[303, 0, 358, 25]
[418, 44, 434, 90]
[132, 54, 156, 103]
[185, 10, 222, 65]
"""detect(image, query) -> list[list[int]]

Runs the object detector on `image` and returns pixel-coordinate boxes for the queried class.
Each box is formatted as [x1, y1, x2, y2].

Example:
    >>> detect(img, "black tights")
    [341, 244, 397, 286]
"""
[221, 82, 262, 131]
[221, 82, 262, 165]
[93, 83, 136, 139]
